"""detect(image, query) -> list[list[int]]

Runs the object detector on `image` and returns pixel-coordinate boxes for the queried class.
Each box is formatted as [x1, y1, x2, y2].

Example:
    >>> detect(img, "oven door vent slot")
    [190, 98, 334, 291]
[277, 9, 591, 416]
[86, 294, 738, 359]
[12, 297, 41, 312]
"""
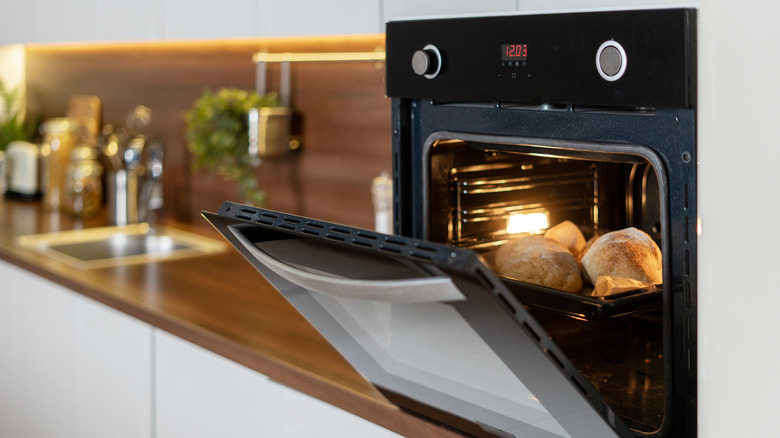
[496, 292, 517, 315]
[521, 321, 542, 343]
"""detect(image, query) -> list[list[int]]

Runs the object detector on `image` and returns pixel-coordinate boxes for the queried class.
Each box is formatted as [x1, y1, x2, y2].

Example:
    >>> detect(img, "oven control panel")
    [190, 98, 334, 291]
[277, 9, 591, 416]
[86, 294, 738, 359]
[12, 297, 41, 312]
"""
[386, 9, 695, 109]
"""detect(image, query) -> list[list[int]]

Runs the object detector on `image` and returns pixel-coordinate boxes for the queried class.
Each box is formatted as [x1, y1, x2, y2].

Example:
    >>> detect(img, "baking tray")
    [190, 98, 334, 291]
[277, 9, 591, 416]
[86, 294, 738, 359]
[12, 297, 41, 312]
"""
[501, 278, 663, 321]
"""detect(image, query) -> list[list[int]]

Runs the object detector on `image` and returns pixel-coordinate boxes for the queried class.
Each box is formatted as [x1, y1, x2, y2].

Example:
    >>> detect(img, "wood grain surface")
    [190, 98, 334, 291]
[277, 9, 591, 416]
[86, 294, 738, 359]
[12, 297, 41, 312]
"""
[25, 35, 391, 232]
[0, 197, 465, 438]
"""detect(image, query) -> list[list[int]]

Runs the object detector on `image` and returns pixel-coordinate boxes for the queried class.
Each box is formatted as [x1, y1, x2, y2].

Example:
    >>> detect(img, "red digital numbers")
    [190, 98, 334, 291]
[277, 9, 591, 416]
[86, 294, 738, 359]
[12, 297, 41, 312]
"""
[501, 44, 528, 61]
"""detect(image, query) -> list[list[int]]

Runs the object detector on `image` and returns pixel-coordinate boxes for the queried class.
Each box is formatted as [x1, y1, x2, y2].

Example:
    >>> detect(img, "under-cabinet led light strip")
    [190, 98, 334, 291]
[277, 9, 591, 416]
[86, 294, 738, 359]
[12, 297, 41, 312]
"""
[252, 50, 385, 63]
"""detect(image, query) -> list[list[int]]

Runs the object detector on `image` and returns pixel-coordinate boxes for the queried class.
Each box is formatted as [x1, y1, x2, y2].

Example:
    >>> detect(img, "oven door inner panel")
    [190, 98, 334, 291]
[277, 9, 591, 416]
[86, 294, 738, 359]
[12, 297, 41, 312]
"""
[204, 207, 634, 438]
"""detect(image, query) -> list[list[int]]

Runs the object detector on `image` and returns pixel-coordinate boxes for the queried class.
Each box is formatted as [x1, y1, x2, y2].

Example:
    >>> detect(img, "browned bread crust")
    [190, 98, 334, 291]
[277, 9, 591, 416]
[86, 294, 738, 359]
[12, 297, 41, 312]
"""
[496, 235, 583, 293]
[581, 227, 662, 285]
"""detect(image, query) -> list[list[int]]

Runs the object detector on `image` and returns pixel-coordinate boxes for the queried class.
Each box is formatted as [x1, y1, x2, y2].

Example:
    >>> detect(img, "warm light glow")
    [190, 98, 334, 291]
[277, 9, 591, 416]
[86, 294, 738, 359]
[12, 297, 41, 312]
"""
[252, 50, 385, 63]
[25, 34, 386, 55]
[506, 211, 549, 235]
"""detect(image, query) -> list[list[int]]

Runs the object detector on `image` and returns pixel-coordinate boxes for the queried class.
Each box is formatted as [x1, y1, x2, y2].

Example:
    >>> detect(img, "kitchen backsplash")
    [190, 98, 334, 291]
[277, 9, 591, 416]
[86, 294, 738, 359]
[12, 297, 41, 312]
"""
[24, 35, 390, 231]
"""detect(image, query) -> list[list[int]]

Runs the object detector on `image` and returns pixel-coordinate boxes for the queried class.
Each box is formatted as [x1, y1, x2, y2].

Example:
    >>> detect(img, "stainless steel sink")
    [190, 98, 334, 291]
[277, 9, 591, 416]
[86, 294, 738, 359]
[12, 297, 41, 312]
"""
[16, 223, 227, 269]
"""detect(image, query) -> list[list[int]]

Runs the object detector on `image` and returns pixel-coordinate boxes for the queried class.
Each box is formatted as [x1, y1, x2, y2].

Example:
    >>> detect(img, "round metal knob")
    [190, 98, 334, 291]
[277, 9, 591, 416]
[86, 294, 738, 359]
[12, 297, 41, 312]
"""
[596, 40, 627, 82]
[411, 44, 442, 79]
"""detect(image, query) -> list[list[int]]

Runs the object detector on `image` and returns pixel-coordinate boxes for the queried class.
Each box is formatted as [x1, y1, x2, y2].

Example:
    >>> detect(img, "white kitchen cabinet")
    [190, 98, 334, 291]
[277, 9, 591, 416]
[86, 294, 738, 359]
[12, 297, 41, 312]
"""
[257, 0, 382, 36]
[74, 292, 154, 438]
[97, 0, 164, 42]
[163, 0, 257, 40]
[154, 329, 280, 437]
[0, 259, 153, 438]
[519, 0, 695, 13]
[35, 0, 101, 43]
[0, 258, 403, 437]
[2, 261, 81, 438]
[277, 382, 403, 438]
[155, 330, 403, 438]
[0, 260, 22, 437]
[0, 2, 37, 45]
[0, 0, 386, 45]
[383, 0, 517, 23]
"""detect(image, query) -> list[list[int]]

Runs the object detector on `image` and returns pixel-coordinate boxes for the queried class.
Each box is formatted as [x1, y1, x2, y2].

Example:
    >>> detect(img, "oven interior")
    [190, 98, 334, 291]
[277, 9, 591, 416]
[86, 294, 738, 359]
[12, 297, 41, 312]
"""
[428, 138, 667, 434]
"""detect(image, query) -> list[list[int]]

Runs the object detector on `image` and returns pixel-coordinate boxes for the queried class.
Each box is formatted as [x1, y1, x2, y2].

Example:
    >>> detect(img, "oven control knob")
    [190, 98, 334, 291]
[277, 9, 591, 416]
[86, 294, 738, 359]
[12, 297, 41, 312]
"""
[596, 40, 627, 81]
[412, 44, 442, 79]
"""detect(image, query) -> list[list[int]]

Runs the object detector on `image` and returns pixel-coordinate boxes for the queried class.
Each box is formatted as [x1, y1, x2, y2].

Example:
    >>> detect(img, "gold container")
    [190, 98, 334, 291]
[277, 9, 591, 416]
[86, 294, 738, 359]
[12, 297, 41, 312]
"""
[248, 107, 292, 158]
[63, 145, 103, 218]
[40, 118, 80, 211]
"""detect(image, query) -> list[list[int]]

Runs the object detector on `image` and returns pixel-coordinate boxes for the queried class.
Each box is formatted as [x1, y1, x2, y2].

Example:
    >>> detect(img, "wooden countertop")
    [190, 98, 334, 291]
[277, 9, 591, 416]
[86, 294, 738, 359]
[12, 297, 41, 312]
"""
[0, 197, 463, 438]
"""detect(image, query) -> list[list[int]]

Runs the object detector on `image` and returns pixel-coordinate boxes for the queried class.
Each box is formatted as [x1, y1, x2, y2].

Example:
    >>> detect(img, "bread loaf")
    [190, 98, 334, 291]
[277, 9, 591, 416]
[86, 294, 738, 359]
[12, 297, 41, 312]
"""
[577, 235, 600, 283]
[580, 227, 662, 285]
[496, 235, 583, 293]
[544, 220, 586, 257]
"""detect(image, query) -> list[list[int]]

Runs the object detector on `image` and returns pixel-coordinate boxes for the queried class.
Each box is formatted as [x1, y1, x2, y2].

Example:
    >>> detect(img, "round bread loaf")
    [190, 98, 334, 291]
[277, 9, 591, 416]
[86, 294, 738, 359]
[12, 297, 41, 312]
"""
[577, 235, 600, 283]
[544, 220, 586, 257]
[581, 227, 662, 285]
[495, 235, 583, 293]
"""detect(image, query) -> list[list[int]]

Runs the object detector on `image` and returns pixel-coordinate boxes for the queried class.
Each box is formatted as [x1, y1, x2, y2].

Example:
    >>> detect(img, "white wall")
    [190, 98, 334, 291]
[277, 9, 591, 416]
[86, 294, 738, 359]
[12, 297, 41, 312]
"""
[696, 1, 780, 437]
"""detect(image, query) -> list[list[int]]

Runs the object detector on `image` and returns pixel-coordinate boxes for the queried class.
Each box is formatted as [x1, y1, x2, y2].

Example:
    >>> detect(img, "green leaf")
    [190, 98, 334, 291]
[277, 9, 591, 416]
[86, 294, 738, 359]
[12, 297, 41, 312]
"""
[183, 88, 280, 206]
[0, 77, 35, 151]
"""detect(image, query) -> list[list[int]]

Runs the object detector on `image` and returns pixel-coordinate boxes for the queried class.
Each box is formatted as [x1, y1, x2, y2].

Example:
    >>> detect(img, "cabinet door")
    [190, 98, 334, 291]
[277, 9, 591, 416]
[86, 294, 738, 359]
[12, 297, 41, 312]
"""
[276, 383, 402, 438]
[0, 260, 152, 438]
[163, 0, 256, 40]
[74, 293, 153, 438]
[383, 0, 516, 23]
[154, 330, 280, 438]
[0, 2, 36, 44]
[258, 0, 381, 36]
[97, 0, 164, 42]
[6, 265, 80, 438]
[0, 260, 22, 437]
[34, 0, 100, 43]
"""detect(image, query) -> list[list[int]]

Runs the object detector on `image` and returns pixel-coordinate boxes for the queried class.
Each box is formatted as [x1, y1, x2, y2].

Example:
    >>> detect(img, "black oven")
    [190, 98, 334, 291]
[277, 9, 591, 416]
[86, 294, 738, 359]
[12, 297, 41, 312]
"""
[205, 8, 696, 438]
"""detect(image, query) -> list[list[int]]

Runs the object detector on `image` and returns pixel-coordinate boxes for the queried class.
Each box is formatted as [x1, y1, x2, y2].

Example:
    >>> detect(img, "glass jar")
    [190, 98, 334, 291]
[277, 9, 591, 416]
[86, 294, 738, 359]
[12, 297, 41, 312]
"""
[63, 145, 103, 218]
[40, 117, 80, 211]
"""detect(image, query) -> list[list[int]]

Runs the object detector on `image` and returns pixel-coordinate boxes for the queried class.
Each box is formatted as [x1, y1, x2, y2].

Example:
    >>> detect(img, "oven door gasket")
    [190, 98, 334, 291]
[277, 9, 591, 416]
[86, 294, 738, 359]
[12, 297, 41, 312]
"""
[204, 203, 635, 438]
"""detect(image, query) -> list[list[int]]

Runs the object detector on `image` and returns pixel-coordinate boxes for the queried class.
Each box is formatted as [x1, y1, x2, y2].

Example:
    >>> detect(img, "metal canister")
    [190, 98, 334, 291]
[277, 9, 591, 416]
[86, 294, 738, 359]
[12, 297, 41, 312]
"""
[40, 118, 80, 211]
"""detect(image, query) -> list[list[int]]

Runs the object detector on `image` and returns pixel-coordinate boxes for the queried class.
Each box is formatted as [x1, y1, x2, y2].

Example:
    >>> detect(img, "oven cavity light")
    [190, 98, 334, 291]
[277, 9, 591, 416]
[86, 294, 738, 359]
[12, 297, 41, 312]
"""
[506, 211, 549, 235]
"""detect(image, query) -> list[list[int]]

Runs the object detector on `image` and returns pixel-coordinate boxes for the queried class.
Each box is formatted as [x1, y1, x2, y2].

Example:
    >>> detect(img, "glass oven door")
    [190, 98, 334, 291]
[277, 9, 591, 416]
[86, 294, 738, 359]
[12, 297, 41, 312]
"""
[204, 204, 632, 438]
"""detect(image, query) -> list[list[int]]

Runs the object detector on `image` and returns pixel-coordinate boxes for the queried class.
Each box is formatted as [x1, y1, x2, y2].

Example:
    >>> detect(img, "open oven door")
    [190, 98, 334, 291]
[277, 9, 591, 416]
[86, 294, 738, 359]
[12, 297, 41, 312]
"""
[204, 202, 633, 438]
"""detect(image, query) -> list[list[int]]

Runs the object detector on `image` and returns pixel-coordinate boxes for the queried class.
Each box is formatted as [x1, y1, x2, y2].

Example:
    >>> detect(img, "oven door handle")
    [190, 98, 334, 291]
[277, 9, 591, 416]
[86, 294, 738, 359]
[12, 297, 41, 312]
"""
[239, 236, 466, 304]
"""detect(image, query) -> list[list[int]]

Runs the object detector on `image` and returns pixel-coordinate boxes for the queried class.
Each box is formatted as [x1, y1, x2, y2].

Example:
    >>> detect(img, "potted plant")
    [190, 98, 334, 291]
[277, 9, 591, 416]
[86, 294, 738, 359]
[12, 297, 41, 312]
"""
[184, 88, 278, 206]
[0, 78, 36, 151]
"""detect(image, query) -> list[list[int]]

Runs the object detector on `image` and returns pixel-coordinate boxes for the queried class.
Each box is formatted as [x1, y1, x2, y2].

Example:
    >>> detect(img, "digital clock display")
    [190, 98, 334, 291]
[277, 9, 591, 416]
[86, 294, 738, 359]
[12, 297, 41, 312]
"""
[501, 44, 528, 61]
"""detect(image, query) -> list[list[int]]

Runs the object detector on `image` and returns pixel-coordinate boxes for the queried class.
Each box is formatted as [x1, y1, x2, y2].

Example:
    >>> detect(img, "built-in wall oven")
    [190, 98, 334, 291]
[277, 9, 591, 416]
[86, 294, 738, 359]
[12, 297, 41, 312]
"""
[204, 8, 696, 438]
